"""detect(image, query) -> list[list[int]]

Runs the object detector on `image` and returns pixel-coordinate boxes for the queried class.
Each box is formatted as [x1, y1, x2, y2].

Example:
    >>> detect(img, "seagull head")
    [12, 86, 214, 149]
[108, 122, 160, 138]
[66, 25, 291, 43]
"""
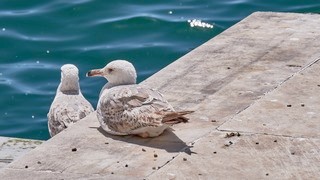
[60, 64, 80, 92]
[86, 60, 137, 86]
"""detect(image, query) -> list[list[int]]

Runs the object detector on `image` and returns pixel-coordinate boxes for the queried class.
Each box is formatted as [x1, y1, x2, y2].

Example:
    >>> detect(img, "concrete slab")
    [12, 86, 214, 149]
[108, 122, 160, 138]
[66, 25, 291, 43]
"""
[0, 137, 42, 169]
[219, 58, 320, 138]
[1, 12, 320, 179]
[148, 131, 320, 179]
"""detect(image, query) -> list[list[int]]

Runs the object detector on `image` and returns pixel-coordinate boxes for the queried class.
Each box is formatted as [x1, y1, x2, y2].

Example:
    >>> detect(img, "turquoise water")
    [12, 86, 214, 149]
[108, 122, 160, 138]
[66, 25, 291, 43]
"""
[0, 1, 319, 140]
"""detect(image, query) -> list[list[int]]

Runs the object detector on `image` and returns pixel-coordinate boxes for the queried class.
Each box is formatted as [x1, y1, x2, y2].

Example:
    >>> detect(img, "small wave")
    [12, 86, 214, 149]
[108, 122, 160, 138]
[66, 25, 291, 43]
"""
[0, 29, 82, 42]
[87, 14, 184, 28]
[0, 61, 59, 72]
[0, 61, 60, 95]
[0, 0, 93, 17]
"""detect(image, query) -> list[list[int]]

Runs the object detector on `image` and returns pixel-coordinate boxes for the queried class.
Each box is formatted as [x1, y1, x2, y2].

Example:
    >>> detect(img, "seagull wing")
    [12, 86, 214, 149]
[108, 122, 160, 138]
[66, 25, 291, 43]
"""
[48, 94, 94, 136]
[97, 84, 174, 133]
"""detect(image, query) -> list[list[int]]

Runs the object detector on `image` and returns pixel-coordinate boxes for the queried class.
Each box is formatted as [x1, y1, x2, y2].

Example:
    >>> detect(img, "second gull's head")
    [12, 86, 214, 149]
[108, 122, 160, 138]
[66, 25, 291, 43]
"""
[59, 64, 79, 92]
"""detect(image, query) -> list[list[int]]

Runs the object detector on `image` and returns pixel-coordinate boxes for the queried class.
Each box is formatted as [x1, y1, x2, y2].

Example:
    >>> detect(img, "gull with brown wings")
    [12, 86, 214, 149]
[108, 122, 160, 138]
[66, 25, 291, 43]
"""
[87, 60, 193, 138]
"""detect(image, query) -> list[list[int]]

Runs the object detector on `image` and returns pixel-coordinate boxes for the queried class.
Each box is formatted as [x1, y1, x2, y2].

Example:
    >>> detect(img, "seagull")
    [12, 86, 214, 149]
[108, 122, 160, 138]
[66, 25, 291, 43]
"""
[48, 64, 94, 137]
[86, 60, 193, 138]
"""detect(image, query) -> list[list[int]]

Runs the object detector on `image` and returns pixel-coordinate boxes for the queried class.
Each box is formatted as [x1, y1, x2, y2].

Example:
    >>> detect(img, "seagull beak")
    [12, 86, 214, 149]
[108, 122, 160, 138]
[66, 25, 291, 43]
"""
[86, 69, 103, 77]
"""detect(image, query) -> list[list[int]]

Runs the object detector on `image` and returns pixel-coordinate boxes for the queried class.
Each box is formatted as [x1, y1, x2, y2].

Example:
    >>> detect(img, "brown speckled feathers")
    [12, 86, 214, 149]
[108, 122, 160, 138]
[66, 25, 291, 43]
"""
[97, 84, 192, 137]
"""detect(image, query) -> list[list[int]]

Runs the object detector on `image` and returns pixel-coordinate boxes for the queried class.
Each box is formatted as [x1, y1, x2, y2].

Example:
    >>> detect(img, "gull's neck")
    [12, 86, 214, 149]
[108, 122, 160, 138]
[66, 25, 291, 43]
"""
[99, 81, 134, 97]
[59, 79, 80, 94]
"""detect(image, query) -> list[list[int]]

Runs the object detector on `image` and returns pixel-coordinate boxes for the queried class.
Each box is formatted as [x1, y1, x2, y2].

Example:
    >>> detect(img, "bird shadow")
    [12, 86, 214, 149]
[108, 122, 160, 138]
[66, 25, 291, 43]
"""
[97, 127, 196, 155]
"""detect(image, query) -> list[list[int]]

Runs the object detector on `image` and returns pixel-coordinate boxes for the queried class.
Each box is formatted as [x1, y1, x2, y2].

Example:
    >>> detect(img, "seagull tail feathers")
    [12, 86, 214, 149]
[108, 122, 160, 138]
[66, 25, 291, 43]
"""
[162, 110, 194, 124]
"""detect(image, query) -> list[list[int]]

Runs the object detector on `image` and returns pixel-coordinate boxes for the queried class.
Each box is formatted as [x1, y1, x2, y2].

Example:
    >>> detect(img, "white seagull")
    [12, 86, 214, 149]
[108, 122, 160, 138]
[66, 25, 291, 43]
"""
[48, 64, 94, 137]
[87, 60, 193, 138]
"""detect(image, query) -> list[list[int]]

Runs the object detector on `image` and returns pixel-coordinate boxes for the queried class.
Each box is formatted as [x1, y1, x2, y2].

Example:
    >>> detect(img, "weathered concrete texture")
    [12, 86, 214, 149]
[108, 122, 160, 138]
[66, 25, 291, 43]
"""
[149, 132, 320, 179]
[219, 59, 320, 138]
[1, 12, 320, 179]
[0, 137, 42, 169]
[0, 168, 131, 180]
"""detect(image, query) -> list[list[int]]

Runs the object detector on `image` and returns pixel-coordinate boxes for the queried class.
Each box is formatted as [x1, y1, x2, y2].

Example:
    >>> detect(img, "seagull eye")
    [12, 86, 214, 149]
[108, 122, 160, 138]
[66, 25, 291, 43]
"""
[108, 68, 114, 73]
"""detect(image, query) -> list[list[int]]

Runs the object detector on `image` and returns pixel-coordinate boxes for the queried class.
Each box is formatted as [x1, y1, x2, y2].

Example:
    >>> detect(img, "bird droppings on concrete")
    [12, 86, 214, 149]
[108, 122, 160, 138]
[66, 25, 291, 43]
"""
[286, 64, 302, 68]
[71, 148, 77, 152]
[224, 141, 233, 147]
[225, 132, 241, 138]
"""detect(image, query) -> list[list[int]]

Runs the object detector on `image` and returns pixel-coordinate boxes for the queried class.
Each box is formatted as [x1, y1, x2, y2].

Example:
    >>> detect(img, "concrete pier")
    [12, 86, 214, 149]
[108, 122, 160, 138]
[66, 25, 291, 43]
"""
[1, 12, 320, 179]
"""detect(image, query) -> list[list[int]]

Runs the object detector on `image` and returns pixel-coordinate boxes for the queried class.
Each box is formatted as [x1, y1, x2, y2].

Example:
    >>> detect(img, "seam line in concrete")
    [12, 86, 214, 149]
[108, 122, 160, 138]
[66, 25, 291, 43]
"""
[276, 56, 320, 87]
[215, 129, 320, 140]
[216, 56, 320, 132]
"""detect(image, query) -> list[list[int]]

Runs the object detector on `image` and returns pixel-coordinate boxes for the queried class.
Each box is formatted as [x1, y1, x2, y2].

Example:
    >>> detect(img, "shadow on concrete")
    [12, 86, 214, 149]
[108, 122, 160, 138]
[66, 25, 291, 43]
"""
[97, 127, 196, 155]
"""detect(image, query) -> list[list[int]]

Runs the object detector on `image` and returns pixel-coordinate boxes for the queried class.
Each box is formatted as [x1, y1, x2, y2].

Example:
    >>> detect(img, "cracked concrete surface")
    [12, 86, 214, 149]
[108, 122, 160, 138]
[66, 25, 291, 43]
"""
[0, 12, 320, 179]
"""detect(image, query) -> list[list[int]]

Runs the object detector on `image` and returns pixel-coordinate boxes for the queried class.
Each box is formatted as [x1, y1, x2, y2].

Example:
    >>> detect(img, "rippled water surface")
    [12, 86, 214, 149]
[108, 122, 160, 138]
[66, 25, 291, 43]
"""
[0, 0, 319, 140]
